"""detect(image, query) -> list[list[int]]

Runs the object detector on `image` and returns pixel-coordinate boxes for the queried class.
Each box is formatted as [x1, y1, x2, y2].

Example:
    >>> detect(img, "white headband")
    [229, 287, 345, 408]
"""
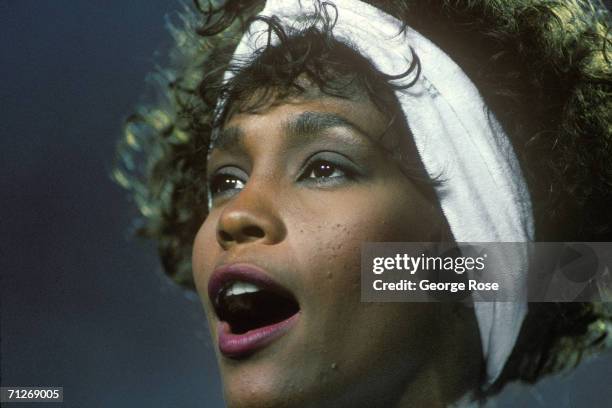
[216, 0, 535, 385]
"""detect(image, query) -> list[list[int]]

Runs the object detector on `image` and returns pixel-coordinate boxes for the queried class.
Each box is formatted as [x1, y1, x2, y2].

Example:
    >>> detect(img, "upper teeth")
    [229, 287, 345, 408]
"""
[225, 281, 261, 297]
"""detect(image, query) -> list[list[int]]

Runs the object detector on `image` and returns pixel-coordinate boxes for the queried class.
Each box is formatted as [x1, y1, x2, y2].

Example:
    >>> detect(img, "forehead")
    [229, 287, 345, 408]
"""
[221, 72, 371, 123]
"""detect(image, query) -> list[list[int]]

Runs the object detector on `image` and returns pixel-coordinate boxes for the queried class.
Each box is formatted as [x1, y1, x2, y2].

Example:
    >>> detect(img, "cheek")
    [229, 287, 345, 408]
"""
[290, 182, 435, 287]
[285, 195, 442, 394]
[192, 214, 221, 298]
[289, 185, 436, 324]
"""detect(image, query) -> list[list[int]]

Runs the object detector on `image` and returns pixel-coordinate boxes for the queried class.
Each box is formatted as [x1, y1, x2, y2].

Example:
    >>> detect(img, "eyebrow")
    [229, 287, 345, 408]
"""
[284, 111, 371, 144]
[210, 111, 371, 154]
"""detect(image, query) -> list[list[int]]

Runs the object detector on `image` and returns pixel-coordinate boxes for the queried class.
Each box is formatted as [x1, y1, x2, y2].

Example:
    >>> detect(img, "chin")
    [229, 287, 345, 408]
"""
[221, 373, 306, 408]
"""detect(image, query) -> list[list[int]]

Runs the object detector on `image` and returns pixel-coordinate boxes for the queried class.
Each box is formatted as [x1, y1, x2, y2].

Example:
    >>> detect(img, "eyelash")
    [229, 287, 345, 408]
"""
[298, 159, 354, 185]
[209, 173, 246, 198]
[208, 159, 356, 199]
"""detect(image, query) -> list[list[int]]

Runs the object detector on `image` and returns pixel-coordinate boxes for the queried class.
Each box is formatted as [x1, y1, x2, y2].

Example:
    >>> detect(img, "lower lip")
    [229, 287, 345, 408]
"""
[217, 313, 300, 358]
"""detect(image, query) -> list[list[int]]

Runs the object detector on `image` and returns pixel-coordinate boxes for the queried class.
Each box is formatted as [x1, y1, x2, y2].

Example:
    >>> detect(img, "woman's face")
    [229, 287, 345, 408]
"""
[192, 87, 478, 407]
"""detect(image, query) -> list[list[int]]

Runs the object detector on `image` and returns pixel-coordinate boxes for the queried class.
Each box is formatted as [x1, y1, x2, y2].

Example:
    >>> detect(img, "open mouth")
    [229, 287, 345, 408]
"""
[208, 264, 301, 357]
[215, 281, 300, 334]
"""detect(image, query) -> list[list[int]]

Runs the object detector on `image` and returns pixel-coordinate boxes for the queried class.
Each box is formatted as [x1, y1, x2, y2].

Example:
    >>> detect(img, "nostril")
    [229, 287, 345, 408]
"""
[243, 225, 265, 238]
[218, 225, 265, 243]
[218, 230, 233, 242]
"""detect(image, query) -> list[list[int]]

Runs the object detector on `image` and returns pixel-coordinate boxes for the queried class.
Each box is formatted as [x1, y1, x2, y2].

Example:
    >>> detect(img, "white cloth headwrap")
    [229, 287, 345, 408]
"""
[216, 0, 535, 384]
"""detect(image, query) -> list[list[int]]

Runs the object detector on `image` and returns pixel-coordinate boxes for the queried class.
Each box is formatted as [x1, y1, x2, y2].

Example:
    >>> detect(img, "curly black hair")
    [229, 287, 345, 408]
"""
[114, 0, 612, 395]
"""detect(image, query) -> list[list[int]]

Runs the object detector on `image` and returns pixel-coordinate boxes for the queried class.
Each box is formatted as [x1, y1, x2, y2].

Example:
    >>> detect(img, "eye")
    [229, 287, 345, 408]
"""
[302, 160, 347, 180]
[298, 153, 362, 187]
[209, 167, 247, 198]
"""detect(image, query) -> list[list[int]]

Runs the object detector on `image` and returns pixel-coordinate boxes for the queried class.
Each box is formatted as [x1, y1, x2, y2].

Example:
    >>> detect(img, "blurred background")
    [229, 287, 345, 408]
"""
[1, 1, 610, 407]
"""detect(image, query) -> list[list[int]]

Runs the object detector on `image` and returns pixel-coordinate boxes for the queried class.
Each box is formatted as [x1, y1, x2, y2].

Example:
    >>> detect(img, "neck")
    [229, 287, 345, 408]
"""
[394, 305, 482, 408]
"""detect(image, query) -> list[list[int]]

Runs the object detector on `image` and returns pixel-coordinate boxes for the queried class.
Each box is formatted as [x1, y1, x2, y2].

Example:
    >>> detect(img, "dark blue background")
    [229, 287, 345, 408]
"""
[1, 1, 610, 407]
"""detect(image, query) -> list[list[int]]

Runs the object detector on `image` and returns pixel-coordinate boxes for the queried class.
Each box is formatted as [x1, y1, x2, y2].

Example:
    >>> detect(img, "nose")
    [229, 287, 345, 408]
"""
[216, 186, 286, 249]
